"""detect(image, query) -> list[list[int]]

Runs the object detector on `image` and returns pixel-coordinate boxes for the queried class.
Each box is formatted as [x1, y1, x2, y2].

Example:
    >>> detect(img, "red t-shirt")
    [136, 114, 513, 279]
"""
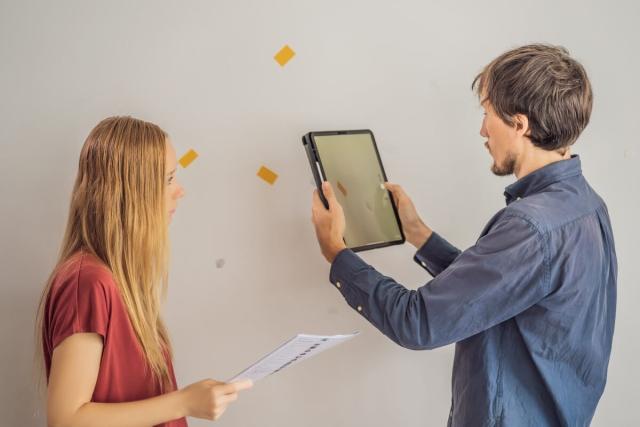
[43, 251, 188, 427]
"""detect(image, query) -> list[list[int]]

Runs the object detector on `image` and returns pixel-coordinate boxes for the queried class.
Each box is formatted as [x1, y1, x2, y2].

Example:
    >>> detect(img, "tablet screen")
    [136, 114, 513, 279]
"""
[312, 132, 403, 249]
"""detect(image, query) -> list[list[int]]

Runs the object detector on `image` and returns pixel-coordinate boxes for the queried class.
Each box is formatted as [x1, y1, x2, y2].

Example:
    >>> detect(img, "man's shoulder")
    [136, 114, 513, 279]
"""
[503, 176, 606, 234]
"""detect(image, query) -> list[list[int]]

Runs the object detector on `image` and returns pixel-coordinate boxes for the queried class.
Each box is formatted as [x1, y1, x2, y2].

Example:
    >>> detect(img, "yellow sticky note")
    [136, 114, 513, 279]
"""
[179, 149, 198, 168]
[257, 165, 278, 185]
[274, 44, 295, 67]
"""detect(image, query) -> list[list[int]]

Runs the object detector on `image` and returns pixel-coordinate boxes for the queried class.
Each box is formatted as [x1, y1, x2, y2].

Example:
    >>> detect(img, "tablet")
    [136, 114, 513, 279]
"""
[302, 130, 405, 252]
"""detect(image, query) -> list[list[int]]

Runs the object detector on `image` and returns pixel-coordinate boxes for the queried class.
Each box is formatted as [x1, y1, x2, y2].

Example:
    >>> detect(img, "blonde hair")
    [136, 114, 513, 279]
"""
[35, 116, 173, 390]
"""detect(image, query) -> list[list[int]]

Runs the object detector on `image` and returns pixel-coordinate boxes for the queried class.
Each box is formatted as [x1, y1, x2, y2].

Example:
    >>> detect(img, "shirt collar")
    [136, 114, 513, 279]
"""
[504, 155, 582, 205]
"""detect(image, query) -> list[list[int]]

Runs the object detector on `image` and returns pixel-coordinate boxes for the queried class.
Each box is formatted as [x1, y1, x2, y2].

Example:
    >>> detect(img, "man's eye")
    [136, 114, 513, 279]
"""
[168, 177, 174, 184]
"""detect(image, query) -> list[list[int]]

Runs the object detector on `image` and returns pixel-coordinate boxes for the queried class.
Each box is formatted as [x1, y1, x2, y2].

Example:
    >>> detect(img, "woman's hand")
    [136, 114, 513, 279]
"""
[384, 182, 433, 249]
[179, 379, 253, 421]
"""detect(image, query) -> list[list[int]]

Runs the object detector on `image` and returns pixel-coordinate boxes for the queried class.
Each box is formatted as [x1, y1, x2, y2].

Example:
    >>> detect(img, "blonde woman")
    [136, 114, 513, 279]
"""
[36, 116, 252, 427]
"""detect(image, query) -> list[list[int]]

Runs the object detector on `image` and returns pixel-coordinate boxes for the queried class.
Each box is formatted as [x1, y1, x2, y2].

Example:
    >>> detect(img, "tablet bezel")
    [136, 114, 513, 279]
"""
[302, 129, 406, 252]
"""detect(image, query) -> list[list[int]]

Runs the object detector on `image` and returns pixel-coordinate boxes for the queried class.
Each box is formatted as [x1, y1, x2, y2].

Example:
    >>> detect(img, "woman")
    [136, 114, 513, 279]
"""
[35, 116, 252, 427]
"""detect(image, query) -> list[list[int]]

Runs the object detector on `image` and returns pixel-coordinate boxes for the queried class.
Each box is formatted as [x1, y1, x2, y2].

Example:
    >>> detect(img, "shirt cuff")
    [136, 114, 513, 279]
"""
[328, 249, 373, 318]
[413, 232, 461, 277]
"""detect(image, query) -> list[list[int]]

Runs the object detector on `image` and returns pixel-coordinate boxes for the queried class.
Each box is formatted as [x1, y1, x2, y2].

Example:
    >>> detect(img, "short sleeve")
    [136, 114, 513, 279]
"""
[48, 263, 112, 351]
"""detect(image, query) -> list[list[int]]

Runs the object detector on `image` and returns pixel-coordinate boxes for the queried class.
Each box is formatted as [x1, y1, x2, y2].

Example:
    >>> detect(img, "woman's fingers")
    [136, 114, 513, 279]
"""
[214, 380, 253, 396]
[209, 380, 253, 420]
[215, 392, 238, 405]
[213, 405, 227, 420]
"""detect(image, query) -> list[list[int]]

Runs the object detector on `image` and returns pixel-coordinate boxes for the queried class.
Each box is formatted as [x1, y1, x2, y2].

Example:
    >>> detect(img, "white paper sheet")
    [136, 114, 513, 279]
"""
[228, 332, 359, 383]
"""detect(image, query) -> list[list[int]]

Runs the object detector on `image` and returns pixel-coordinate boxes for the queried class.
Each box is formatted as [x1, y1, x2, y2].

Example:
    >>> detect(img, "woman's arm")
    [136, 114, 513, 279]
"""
[47, 333, 251, 427]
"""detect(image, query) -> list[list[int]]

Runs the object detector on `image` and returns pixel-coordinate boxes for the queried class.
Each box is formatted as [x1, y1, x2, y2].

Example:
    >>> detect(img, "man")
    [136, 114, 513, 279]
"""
[311, 44, 617, 426]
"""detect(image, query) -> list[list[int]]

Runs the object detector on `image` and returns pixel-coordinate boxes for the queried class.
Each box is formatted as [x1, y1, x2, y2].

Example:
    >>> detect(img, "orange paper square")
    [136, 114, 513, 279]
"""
[179, 149, 198, 168]
[257, 165, 278, 185]
[274, 45, 295, 67]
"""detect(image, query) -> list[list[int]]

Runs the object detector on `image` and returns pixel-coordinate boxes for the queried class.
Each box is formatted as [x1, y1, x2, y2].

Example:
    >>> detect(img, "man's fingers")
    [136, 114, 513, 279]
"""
[322, 181, 337, 207]
[384, 182, 405, 196]
[384, 182, 409, 204]
[384, 182, 403, 205]
[312, 189, 325, 218]
[384, 182, 398, 198]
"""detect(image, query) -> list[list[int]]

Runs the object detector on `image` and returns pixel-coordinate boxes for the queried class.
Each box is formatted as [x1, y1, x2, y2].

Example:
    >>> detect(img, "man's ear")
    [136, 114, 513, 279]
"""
[513, 113, 530, 138]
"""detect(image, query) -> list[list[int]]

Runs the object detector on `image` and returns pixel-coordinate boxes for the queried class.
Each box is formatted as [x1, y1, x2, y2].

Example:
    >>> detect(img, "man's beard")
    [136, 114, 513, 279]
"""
[491, 151, 517, 176]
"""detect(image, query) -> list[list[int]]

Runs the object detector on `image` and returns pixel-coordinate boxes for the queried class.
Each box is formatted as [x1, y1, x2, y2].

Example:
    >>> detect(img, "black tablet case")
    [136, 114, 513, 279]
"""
[302, 130, 405, 252]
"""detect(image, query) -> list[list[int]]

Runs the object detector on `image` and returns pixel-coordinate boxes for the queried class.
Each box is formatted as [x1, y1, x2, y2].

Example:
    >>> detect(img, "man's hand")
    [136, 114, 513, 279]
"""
[311, 181, 347, 263]
[384, 182, 433, 249]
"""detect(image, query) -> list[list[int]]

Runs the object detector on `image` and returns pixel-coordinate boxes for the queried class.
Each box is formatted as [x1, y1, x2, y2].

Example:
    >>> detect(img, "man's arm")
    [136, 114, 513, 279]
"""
[413, 232, 462, 276]
[329, 214, 549, 350]
[381, 183, 462, 276]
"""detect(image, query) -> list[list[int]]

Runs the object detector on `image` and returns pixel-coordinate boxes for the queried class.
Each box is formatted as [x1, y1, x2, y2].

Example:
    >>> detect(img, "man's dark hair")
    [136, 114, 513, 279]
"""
[472, 44, 593, 151]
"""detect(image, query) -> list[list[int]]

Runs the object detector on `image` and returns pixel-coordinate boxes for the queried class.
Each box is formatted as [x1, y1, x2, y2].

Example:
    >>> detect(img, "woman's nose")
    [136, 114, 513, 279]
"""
[176, 185, 185, 199]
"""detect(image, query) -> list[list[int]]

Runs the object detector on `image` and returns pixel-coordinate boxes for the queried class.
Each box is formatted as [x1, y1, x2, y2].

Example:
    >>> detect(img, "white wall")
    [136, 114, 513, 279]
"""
[1, 1, 638, 425]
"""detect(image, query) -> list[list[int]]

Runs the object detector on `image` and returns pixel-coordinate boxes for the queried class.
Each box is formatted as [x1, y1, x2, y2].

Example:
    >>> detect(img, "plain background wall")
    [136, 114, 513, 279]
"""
[1, 1, 638, 425]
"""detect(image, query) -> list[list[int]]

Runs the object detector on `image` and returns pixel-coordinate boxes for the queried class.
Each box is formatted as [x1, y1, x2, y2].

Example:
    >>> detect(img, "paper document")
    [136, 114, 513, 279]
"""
[229, 332, 359, 383]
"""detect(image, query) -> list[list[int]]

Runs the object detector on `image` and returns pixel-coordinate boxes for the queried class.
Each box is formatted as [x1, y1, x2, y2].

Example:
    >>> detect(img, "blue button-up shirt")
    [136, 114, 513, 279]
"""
[329, 155, 617, 426]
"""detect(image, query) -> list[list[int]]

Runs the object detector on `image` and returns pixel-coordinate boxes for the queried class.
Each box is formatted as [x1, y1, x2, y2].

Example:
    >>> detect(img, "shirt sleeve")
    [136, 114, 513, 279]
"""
[413, 232, 462, 276]
[49, 269, 111, 351]
[329, 214, 550, 350]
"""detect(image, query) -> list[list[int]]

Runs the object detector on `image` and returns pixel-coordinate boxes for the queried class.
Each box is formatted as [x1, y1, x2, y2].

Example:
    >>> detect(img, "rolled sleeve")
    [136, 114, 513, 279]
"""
[413, 232, 462, 276]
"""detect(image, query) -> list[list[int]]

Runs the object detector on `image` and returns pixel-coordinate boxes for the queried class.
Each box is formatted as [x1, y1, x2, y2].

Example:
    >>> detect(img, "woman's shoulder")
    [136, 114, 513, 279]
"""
[50, 250, 117, 299]
[46, 250, 117, 351]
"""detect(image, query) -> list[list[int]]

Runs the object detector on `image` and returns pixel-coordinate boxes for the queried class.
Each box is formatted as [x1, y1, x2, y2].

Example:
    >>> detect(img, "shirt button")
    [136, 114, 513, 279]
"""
[357, 305, 363, 312]
[336, 282, 341, 289]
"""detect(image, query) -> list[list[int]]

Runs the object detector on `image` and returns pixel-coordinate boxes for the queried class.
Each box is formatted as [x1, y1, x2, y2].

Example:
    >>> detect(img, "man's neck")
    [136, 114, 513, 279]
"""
[514, 145, 570, 180]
